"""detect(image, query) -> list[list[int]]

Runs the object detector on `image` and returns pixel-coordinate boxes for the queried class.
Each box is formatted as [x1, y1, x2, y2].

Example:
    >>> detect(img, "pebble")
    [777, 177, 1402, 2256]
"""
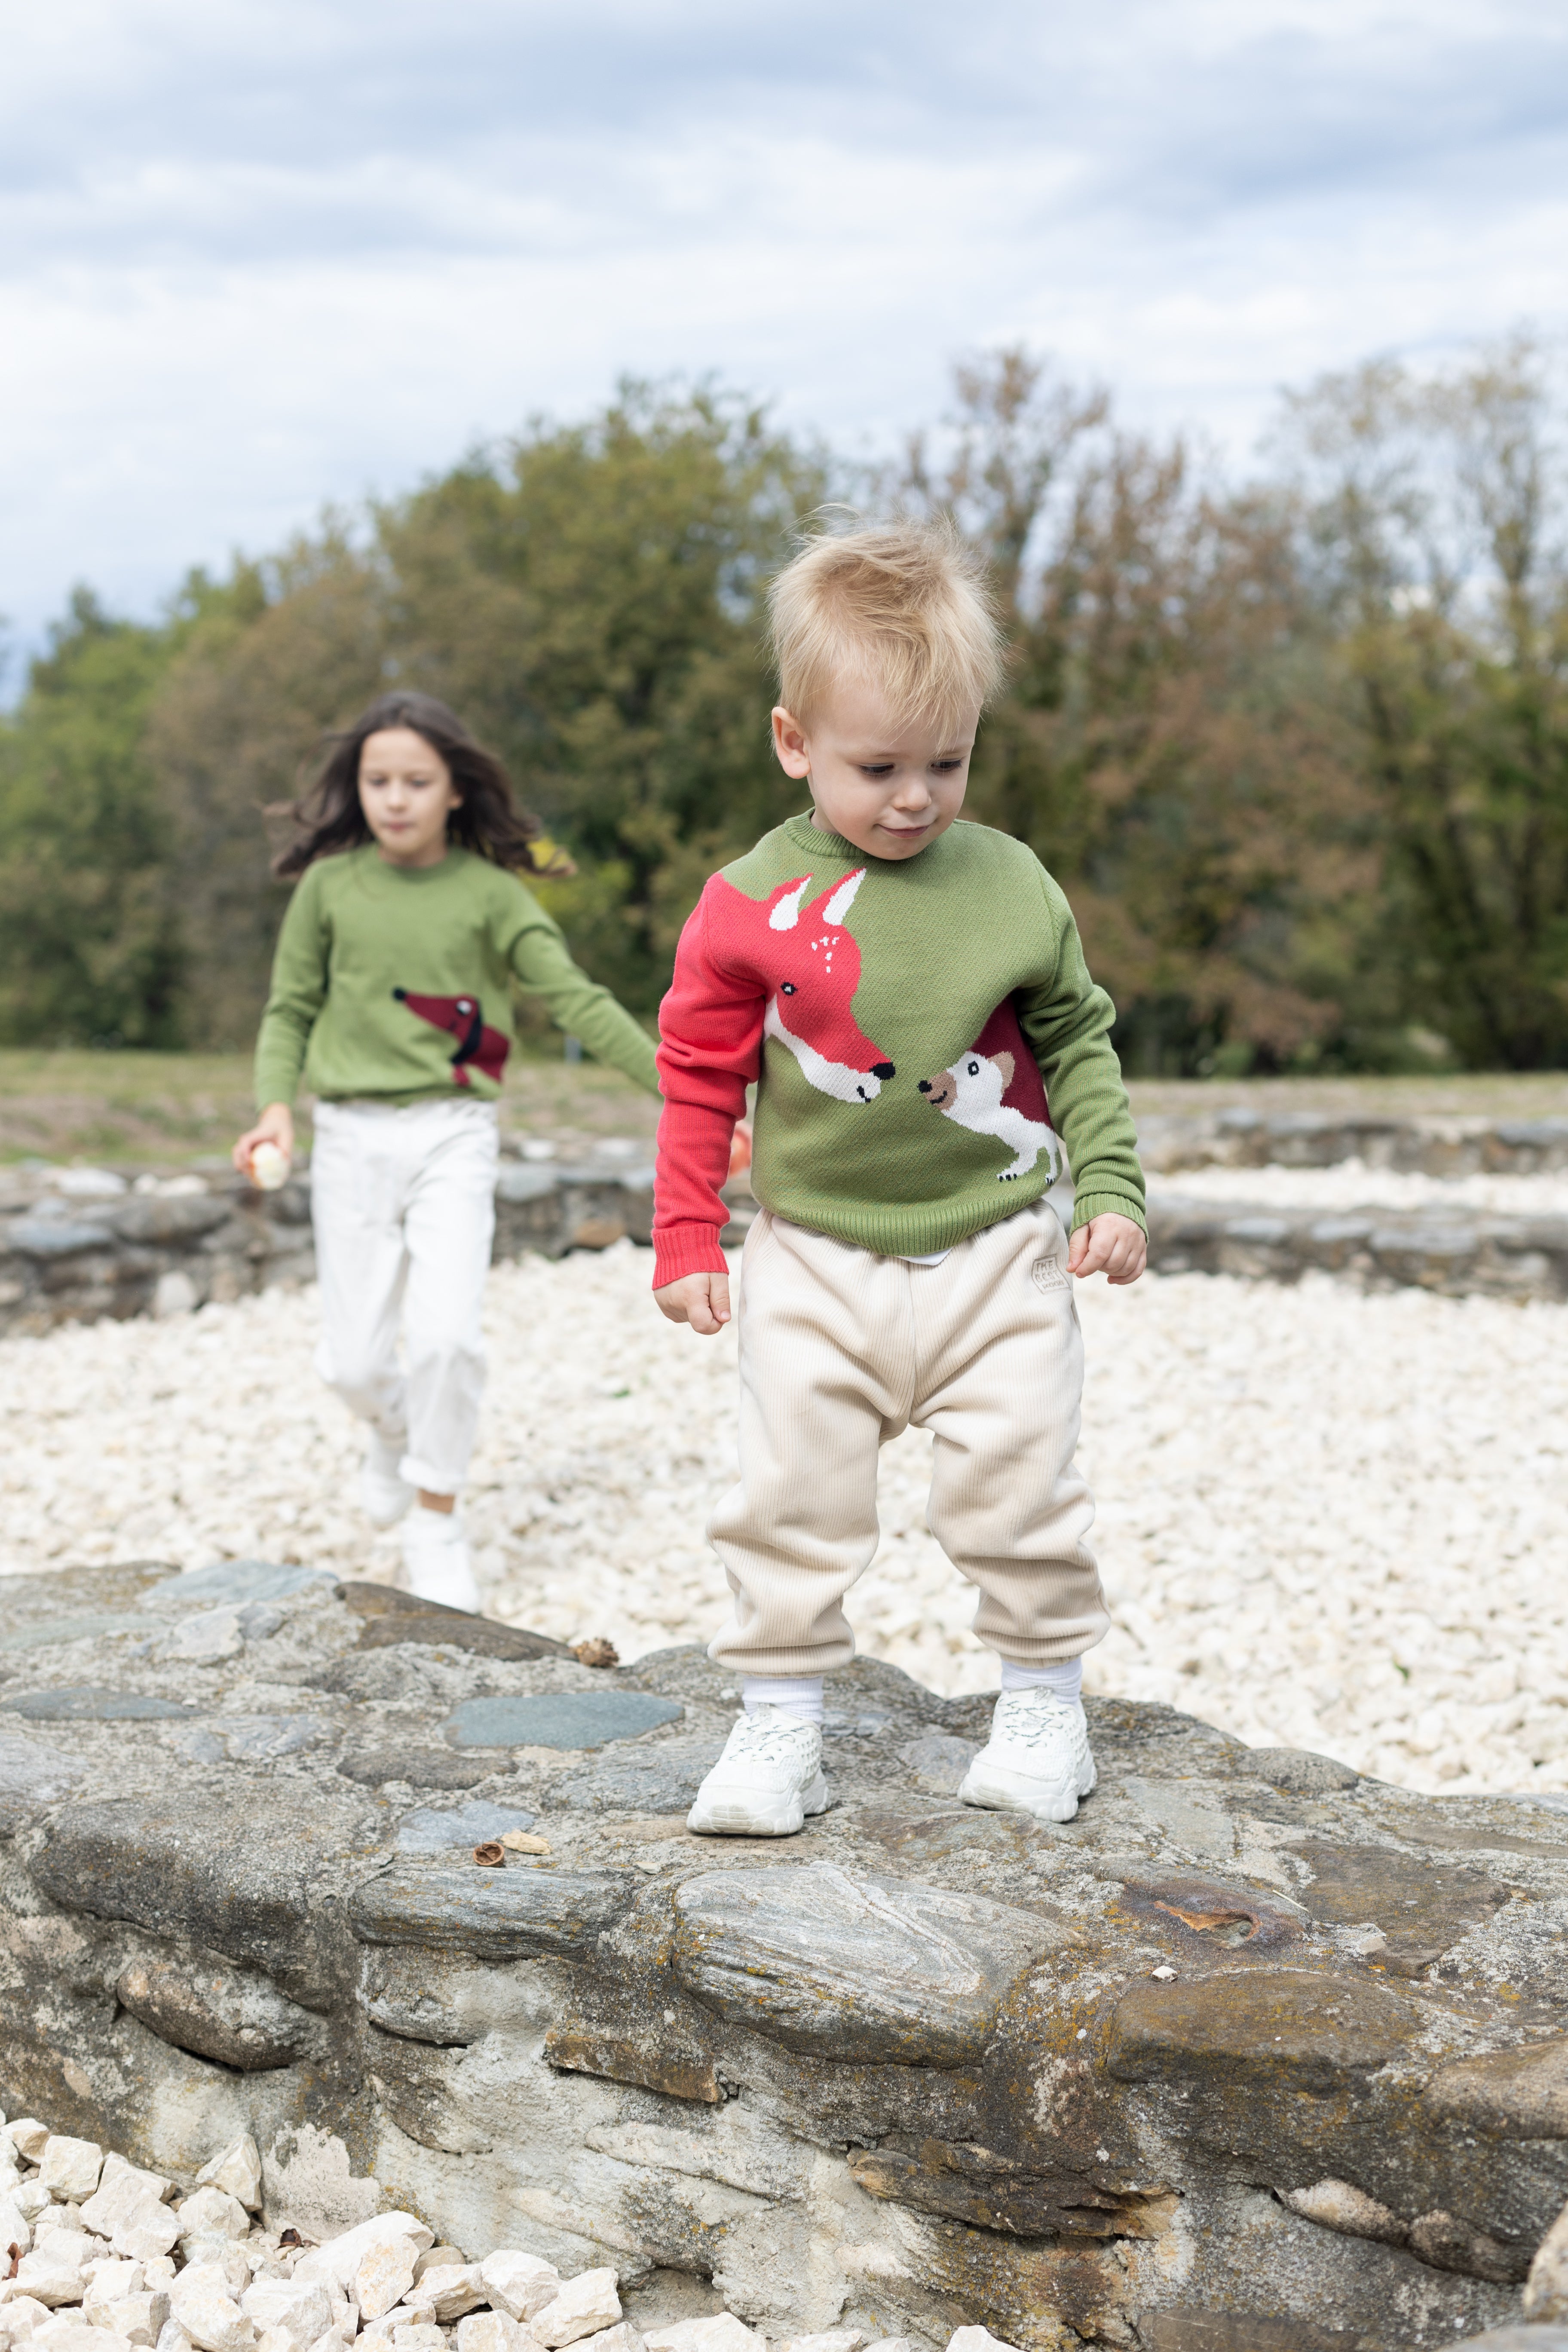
[349, 2247, 415, 2328]
[37, 2147, 101, 2208]
[173, 2193, 248, 2248]
[531, 2273, 621, 2349]
[167, 2268, 254, 2352]
[193, 2147, 261, 2220]
[475, 2254, 558, 2324]
[643, 2325, 757, 2352]
[408, 2268, 484, 2324]
[239, 2285, 329, 2352]
[453, 2319, 529, 2352]
[35, 2326, 134, 2352]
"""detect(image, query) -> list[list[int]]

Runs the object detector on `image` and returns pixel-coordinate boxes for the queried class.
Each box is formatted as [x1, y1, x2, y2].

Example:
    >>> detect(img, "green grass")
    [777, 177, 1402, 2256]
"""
[0, 1047, 662, 1167]
[1, 1047, 1565, 1169]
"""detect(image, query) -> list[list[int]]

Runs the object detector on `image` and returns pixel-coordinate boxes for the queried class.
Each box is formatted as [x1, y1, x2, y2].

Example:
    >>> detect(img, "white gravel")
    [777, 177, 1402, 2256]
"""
[1154, 1159, 1568, 1214]
[3, 1239, 1568, 1796]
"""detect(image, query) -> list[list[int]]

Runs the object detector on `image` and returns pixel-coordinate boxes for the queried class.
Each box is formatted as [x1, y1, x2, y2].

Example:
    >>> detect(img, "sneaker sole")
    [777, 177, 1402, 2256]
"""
[686, 1771, 830, 1838]
[956, 1758, 1096, 1824]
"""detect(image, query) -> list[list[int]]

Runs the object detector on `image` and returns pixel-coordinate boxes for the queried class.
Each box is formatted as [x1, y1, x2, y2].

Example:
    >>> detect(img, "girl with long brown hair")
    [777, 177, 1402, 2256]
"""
[233, 692, 659, 1610]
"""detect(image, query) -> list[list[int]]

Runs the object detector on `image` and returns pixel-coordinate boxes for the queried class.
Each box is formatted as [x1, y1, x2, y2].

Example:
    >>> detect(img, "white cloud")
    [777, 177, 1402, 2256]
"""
[2, 0, 1565, 655]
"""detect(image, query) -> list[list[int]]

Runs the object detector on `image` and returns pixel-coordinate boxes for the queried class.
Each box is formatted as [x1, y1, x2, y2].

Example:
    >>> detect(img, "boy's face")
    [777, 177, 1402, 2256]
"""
[772, 677, 979, 861]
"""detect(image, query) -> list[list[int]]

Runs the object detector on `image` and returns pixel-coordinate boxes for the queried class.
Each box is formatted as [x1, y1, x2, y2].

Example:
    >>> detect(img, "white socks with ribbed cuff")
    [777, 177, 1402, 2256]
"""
[741, 1675, 825, 1724]
[738, 1665, 1078, 1725]
[999, 1657, 1084, 1703]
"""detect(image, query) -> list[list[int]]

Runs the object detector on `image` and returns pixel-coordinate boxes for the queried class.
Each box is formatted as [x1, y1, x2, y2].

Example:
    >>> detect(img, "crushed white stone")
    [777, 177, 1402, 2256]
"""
[0, 2110, 818, 2352]
[3, 1236, 1568, 1795]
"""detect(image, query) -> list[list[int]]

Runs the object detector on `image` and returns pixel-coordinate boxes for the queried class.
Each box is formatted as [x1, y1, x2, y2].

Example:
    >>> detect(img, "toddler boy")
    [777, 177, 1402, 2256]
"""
[653, 522, 1146, 1833]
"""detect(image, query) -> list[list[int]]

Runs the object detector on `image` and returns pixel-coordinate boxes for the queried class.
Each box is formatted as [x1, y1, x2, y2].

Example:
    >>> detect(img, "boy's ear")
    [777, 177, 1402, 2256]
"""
[772, 706, 812, 780]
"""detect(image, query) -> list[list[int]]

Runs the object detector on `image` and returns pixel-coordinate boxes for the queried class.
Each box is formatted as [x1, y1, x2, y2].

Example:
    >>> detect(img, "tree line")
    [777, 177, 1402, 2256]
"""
[3, 339, 1566, 1074]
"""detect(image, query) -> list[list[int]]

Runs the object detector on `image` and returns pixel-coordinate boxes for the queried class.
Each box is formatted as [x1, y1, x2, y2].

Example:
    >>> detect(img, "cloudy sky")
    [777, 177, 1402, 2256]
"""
[3, 0, 1565, 660]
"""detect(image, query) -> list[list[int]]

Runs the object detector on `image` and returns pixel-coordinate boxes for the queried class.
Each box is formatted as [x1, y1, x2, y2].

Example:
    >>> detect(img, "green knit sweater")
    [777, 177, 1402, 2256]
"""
[652, 814, 1145, 1281]
[254, 846, 660, 1109]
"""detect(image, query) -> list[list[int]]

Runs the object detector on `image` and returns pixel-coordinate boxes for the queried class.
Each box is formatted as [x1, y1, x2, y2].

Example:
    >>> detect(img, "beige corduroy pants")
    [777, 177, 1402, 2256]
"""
[707, 1198, 1109, 1676]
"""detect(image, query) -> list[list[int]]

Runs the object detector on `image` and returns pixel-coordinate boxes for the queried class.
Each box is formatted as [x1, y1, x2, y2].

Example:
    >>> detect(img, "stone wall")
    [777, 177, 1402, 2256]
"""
[1144, 1194, 1568, 1301]
[1137, 1110, 1568, 1178]
[6, 1557, 1567, 2346]
[6, 1108, 1568, 1337]
[0, 1160, 734, 1341]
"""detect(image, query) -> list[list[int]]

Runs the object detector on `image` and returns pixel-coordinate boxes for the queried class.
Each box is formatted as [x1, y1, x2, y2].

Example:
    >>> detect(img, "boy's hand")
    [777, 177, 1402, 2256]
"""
[1068, 1213, 1146, 1286]
[655, 1271, 732, 1334]
[233, 1102, 294, 1178]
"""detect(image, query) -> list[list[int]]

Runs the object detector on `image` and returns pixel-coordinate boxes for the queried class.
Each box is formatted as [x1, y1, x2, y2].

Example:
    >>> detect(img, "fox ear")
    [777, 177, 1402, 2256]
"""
[820, 868, 866, 925]
[992, 1049, 1015, 1089]
[769, 877, 812, 932]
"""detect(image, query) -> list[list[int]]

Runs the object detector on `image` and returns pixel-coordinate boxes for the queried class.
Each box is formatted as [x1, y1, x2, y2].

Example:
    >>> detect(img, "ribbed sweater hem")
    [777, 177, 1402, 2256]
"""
[745, 1178, 1060, 1258]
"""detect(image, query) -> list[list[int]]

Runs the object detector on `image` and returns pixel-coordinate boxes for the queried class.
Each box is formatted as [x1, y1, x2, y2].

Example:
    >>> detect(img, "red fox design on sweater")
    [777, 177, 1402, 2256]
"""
[714, 868, 896, 1103]
[917, 1000, 1061, 1181]
[392, 989, 510, 1086]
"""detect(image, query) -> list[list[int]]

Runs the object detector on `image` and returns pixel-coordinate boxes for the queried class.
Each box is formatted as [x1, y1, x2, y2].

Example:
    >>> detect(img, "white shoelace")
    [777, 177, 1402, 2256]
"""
[992, 1688, 1082, 1755]
[727, 1708, 818, 1767]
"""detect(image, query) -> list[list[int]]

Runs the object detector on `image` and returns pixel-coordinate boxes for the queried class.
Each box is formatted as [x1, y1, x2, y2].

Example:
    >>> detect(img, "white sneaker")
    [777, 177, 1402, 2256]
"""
[957, 1689, 1096, 1823]
[687, 1706, 830, 1837]
[401, 1506, 480, 1614]
[361, 1435, 413, 1527]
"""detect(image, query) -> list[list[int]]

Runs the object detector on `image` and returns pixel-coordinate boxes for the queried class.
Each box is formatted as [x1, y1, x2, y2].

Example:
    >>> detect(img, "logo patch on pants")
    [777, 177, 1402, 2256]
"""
[1031, 1256, 1069, 1292]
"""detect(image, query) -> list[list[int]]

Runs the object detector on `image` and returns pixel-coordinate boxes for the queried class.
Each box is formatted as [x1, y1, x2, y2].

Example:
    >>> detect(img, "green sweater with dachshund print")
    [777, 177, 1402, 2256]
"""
[254, 846, 660, 1109]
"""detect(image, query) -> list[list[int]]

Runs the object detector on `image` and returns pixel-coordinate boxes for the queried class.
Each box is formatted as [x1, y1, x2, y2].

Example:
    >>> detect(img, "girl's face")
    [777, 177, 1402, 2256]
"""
[358, 727, 462, 868]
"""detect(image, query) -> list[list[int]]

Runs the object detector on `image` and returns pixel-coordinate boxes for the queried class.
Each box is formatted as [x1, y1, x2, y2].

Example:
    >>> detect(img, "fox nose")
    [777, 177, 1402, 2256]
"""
[872, 1062, 895, 1081]
[917, 1079, 931, 1095]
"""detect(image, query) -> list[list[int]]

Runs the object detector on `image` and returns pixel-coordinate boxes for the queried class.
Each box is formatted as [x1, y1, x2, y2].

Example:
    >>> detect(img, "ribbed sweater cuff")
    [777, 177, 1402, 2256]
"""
[652, 1223, 731, 1289]
[1069, 1191, 1148, 1235]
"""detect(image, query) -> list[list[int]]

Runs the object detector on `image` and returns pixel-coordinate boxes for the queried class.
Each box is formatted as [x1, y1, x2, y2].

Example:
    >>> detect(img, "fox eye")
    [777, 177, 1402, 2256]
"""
[967, 1060, 980, 1075]
[780, 982, 796, 995]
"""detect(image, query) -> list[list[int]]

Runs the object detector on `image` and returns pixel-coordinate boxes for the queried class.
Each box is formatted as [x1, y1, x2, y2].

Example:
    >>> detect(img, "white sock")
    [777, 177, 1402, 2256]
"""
[1000, 1657, 1083, 1704]
[742, 1675, 824, 1724]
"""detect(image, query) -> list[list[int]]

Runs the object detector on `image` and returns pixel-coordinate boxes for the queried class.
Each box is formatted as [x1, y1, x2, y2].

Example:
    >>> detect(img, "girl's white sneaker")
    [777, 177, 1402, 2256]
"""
[401, 1505, 481, 1614]
[687, 1706, 829, 1837]
[957, 1689, 1096, 1823]
[361, 1435, 414, 1527]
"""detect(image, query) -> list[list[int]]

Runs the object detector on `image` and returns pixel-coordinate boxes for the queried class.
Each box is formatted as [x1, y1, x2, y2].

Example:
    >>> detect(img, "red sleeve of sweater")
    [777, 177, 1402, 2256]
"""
[652, 882, 766, 1287]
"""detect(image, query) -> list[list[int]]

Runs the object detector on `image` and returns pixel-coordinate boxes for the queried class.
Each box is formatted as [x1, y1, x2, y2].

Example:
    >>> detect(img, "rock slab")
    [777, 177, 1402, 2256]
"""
[6, 1564, 1568, 2346]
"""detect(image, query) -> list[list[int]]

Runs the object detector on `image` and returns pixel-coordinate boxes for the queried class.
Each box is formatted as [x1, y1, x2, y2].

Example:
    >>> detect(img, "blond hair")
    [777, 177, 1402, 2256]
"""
[766, 518, 1005, 738]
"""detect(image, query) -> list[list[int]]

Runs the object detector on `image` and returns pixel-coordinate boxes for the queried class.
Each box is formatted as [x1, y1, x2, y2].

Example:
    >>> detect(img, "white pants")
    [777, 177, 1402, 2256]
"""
[310, 1097, 498, 1495]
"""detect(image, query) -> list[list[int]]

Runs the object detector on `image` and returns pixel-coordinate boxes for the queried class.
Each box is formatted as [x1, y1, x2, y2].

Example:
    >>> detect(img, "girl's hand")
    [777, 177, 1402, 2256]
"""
[655, 1271, 732, 1334]
[233, 1102, 295, 1179]
[1067, 1213, 1147, 1286]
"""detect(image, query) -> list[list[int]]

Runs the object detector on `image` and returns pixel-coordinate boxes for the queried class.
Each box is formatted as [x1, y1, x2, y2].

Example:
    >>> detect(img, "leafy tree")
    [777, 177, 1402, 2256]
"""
[901, 353, 1369, 1074]
[1282, 337, 1568, 1067]
[8, 346, 1568, 1074]
[147, 542, 386, 1047]
[143, 385, 827, 1041]
[0, 590, 185, 1046]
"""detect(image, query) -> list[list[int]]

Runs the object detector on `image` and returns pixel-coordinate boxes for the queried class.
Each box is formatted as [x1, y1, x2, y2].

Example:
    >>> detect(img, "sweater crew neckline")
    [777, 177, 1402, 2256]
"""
[352, 844, 469, 885]
[781, 814, 963, 867]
